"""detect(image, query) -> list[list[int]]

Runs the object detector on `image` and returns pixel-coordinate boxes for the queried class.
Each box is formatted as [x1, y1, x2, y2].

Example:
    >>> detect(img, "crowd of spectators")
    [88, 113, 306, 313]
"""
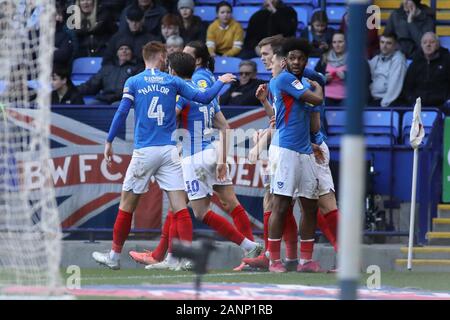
[49, 0, 449, 113]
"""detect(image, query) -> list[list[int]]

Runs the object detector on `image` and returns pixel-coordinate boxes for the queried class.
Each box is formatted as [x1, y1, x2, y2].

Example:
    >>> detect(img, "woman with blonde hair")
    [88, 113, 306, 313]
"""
[74, 0, 117, 57]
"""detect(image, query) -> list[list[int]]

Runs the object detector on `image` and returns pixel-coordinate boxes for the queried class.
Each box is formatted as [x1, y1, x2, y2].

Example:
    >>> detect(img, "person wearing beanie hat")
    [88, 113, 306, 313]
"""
[78, 39, 140, 105]
[177, 0, 194, 11]
[384, 0, 434, 59]
[178, 0, 206, 43]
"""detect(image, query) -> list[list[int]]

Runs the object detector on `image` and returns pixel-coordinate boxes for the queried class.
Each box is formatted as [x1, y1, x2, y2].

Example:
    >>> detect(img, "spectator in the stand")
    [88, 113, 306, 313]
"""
[315, 32, 347, 106]
[369, 33, 407, 107]
[54, 2, 76, 67]
[300, 10, 335, 58]
[402, 32, 450, 109]
[178, 0, 206, 44]
[241, 0, 297, 59]
[77, 41, 140, 105]
[166, 35, 184, 54]
[74, 0, 117, 57]
[51, 67, 84, 105]
[103, 5, 157, 66]
[120, 0, 167, 37]
[206, 1, 244, 57]
[160, 0, 178, 13]
[340, 10, 379, 59]
[160, 13, 182, 43]
[385, 0, 435, 59]
[220, 60, 266, 106]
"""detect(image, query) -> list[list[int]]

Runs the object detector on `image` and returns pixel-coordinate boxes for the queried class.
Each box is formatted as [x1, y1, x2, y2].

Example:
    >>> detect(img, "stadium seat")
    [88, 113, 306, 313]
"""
[440, 36, 450, 50]
[197, 0, 232, 5]
[306, 57, 319, 70]
[233, 6, 260, 29]
[326, 110, 400, 139]
[326, 6, 347, 24]
[326, 0, 347, 4]
[194, 6, 216, 22]
[214, 56, 242, 75]
[72, 57, 102, 85]
[294, 7, 309, 29]
[234, 0, 264, 4]
[365, 135, 393, 146]
[401, 111, 438, 144]
[282, 0, 313, 4]
[363, 110, 400, 138]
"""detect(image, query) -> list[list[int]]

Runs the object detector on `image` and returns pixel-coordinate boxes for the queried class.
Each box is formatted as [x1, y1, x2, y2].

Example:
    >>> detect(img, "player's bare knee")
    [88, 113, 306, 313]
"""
[119, 191, 140, 213]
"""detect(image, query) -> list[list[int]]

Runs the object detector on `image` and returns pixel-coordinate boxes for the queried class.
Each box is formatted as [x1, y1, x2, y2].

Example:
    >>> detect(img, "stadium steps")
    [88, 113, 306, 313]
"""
[399, 246, 450, 259]
[394, 204, 450, 271]
[432, 218, 450, 232]
[395, 259, 450, 272]
[438, 204, 450, 218]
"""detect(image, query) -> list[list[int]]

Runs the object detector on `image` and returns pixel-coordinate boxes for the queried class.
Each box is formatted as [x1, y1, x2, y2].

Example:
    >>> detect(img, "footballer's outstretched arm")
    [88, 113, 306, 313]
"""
[177, 74, 236, 104]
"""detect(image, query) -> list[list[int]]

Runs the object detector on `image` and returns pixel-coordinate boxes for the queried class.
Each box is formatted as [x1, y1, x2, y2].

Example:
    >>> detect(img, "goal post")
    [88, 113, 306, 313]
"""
[0, 0, 62, 291]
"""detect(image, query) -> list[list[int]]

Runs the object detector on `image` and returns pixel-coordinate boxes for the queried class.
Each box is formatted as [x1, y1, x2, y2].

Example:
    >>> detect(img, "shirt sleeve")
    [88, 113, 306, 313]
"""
[176, 95, 186, 111]
[175, 76, 224, 104]
[277, 72, 309, 101]
[122, 77, 136, 102]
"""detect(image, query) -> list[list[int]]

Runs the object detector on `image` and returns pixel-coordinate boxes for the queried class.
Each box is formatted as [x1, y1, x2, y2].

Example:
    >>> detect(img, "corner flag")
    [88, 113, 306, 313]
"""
[409, 98, 425, 149]
[407, 97, 425, 270]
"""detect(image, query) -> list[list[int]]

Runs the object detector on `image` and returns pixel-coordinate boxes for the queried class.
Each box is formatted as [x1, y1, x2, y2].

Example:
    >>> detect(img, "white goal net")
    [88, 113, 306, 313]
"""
[0, 0, 61, 290]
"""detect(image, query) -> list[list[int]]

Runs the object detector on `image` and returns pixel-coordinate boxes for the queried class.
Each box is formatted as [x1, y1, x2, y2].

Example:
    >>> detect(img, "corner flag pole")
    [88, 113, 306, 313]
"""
[407, 98, 425, 270]
[338, 0, 368, 300]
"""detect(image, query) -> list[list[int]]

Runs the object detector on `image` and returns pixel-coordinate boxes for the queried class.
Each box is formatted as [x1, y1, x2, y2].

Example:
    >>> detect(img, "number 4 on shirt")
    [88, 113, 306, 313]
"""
[147, 96, 165, 126]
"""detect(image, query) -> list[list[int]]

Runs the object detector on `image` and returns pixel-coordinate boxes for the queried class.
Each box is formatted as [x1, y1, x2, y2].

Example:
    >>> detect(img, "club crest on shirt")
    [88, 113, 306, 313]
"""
[197, 80, 208, 88]
[277, 181, 284, 189]
[291, 80, 303, 90]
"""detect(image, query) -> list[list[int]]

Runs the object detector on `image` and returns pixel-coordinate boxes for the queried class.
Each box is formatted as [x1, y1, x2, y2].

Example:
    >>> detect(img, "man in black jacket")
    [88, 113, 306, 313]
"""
[240, 0, 297, 59]
[402, 32, 450, 111]
[384, 0, 435, 59]
[103, 5, 158, 66]
[220, 60, 266, 106]
[77, 41, 141, 105]
[119, 0, 167, 37]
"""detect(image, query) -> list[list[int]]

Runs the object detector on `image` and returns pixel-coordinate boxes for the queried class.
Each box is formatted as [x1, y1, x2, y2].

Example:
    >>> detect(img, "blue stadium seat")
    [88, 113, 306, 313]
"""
[440, 36, 450, 50]
[282, 0, 313, 4]
[326, 0, 347, 4]
[306, 57, 319, 70]
[363, 110, 400, 138]
[197, 0, 232, 5]
[233, 6, 260, 29]
[326, 6, 347, 23]
[326, 110, 345, 136]
[401, 111, 438, 144]
[294, 7, 309, 29]
[365, 135, 393, 146]
[234, 0, 264, 4]
[326, 110, 400, 139]
[194, 6, 216, 22]
[214, 56, 242, 75]
[406, 59, 413, 67]
[72, 57, 102, 85]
